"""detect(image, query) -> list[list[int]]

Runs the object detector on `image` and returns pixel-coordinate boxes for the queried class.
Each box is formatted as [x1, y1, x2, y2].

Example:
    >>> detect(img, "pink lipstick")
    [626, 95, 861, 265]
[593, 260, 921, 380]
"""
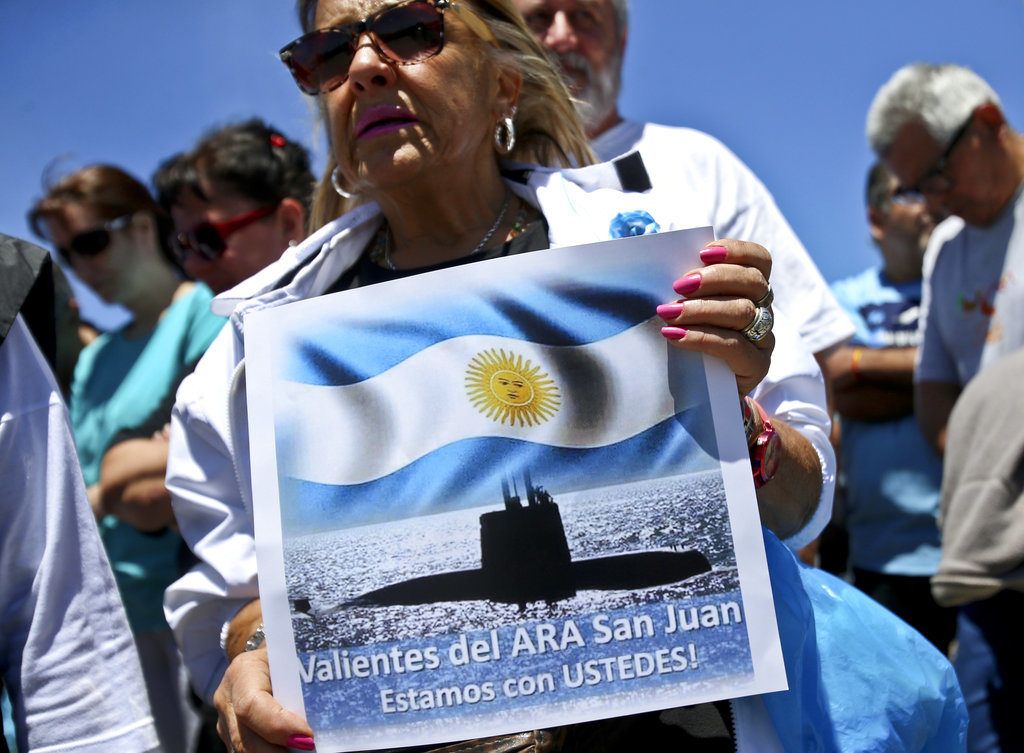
[355, 105, 419, 140]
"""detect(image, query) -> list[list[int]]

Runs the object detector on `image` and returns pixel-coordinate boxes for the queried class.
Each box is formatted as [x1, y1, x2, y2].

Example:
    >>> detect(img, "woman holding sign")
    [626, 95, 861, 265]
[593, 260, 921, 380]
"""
[165, 0, 962, 750]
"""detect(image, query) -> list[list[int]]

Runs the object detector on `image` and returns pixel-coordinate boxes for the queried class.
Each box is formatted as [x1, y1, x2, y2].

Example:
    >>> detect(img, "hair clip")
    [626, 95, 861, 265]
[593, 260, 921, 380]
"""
[269, 133, 287, 148]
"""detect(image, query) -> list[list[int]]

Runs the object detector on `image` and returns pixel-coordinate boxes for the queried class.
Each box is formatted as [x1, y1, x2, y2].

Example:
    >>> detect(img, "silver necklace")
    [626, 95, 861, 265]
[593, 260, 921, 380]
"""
[379, 190, 514, 271]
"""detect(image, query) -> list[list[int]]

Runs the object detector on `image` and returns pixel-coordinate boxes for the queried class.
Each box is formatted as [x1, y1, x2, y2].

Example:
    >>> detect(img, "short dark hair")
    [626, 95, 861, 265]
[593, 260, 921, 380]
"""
[152, 151, 198, 215]
[188, 118, 315, 215]
[865, 161, 896, 211]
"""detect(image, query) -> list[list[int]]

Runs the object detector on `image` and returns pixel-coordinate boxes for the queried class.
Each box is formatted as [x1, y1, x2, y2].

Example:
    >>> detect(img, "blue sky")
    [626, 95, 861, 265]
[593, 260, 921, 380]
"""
[2, 0, 1022, 327]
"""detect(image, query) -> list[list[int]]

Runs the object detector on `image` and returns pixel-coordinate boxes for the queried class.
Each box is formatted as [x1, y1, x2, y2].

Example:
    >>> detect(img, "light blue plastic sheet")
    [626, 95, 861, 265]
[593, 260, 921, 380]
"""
[760, 531, 967, 752]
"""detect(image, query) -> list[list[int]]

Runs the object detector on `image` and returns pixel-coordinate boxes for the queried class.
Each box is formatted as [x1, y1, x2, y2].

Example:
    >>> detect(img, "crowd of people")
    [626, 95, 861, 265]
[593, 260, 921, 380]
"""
[1, 1, 1021, 752]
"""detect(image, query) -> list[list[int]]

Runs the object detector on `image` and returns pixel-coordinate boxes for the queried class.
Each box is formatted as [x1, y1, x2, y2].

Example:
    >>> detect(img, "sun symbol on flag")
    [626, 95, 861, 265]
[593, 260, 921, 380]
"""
[465, 348, 561, 426]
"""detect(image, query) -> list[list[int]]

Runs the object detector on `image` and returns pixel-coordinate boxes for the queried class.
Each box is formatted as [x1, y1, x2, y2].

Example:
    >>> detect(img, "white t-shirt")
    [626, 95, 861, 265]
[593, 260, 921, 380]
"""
[0, 316, 159, 753]
[917, 184, 1024, 386]
[592, 119, 854, 356]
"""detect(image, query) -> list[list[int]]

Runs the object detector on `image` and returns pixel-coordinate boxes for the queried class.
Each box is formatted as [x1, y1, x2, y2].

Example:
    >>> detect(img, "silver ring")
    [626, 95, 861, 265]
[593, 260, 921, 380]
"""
[754, 283, 773, 310]
[741, 306, 774, 343]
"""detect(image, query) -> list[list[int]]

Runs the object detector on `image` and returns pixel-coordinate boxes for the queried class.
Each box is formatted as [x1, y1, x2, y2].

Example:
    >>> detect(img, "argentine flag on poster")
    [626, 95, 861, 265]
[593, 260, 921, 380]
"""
[245, 227, 785, 751]
[261, 230, 719, 535]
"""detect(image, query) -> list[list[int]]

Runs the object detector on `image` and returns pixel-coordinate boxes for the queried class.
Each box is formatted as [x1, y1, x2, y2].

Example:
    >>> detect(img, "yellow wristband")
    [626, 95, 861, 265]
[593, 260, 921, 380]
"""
[851, 347, 864, 381]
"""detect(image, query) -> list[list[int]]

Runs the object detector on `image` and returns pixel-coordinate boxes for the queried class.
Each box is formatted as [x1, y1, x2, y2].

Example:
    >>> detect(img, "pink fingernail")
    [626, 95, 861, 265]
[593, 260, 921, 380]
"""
[656, 302, 685, 321]
[661, 326, 688, 341]
[287, 735, 316, 751]
[672, 273, 702, 297]
[700, 245, 728, 264]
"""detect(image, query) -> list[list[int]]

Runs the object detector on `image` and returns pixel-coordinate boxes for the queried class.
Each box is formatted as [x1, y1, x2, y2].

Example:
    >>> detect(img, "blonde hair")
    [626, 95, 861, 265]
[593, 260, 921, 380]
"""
[298, 0, 595, 231]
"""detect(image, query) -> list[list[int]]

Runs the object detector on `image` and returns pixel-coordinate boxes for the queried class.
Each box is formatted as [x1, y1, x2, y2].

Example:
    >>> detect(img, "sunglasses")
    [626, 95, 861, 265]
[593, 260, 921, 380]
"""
[172, 204, 278, 262]
[279, 0, 495, 95]
[56, 214, 133, 263]
[894, 114, 974, 203]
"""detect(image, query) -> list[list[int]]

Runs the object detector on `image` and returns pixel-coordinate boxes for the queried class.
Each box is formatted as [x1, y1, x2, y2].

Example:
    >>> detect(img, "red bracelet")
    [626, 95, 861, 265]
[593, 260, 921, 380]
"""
[746, 399, 781, 489]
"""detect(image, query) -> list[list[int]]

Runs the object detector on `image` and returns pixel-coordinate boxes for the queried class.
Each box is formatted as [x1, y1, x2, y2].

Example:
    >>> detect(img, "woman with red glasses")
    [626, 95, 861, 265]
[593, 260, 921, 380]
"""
[164, 1, 962, 751]
[156, 118, 315, 295]
[28, 164, 225, 753]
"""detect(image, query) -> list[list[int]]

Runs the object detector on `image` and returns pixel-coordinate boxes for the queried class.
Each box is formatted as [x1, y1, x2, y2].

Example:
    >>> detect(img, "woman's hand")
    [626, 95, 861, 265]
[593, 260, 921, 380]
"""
[215, 650, 315, 752]
[216, 601, 315, 752]
[657, 239, 773, 396]
[657, 240, 824, 539]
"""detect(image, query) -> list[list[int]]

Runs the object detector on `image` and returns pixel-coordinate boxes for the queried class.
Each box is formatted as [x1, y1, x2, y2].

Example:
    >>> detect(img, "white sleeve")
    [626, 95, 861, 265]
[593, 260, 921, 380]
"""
[0, 317, 160, 753]
[164, 333, 259, 703]
[750, 309, 835, 550]
[702, 139, 854, 357]
[915, 227, 961, 385]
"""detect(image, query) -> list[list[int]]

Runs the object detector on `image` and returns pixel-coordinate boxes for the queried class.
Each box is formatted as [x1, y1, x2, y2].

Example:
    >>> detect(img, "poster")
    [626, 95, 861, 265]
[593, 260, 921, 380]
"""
[245, 227, 786, 751]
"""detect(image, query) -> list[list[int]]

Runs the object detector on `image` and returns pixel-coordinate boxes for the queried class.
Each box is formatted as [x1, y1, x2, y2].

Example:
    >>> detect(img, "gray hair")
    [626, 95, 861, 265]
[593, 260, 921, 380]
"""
[866, 63, 1001, 156]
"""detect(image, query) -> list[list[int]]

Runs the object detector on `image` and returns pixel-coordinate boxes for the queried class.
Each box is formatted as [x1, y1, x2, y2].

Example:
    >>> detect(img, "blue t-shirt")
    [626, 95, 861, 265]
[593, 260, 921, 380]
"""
[70, 283, 225, 632]
[831, 267, 943, 575]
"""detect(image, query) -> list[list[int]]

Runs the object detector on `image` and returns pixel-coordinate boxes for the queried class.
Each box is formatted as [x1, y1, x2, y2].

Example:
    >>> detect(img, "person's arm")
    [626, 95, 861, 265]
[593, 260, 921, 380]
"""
[213, 599, 315, 752]
[825, 345, 917, 421]
[0, 317, 160, 752]
[913, 235, 960, 456]
[755, 419, 823, 540]
[98, 435, 175, 531]
[164, 333, 261, 704]
[916, 380, 961, 455]
[814, 342, 842, 417]
[224, 599, 264, 661]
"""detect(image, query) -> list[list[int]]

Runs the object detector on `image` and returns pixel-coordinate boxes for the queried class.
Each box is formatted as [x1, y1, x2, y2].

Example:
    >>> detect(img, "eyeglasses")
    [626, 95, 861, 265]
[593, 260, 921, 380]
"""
[172, 205, 278, 262]
[889, 190, 926, 208]
[279, 0, 495, 95]
[56, 214, 133, 263]
[894, 115, 974, 203]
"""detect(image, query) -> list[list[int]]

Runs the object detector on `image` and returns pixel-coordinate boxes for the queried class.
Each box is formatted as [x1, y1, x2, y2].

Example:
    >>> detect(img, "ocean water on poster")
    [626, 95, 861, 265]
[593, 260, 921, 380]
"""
[283, 470, 753, 729]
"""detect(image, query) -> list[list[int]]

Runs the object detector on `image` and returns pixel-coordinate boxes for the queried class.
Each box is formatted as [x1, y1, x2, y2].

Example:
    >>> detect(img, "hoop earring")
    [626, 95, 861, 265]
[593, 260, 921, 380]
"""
[330, 167, 354, 199]
[494, 112, 516, 155]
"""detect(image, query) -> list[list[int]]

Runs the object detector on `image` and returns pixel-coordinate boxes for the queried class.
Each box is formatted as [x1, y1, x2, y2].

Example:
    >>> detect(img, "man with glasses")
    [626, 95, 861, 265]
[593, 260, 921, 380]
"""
[868, 63, 1024, 753]
[512, 0, 855, 375]
[867, 63, 1024, 456]
[827, 163, 954, 652]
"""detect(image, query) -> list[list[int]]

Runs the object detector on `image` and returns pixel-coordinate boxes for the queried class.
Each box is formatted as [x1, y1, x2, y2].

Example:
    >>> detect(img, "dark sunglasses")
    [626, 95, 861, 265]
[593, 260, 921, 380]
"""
[56, 214, 133, 263]
[172, 204, 278, 262]
[279, 0, 495, 95]
[894, 114, 974, 203]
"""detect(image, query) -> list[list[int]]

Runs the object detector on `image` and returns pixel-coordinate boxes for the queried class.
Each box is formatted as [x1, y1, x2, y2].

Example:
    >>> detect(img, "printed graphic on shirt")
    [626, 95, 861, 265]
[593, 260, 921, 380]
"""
[857, 300, 922, 348]
[957, 271, 1016, 345]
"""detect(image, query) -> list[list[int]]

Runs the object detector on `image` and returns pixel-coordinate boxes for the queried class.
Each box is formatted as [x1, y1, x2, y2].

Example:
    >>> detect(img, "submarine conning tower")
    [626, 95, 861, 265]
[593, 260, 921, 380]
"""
[480, 472, 575, 604]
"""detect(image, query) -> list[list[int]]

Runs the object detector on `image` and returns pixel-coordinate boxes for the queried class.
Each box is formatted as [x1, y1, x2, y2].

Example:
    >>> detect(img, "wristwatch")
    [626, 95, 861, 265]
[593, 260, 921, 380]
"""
[741, 395, 761, 444]
[747, 399, 781, 489]
[244, 623, 266, 652]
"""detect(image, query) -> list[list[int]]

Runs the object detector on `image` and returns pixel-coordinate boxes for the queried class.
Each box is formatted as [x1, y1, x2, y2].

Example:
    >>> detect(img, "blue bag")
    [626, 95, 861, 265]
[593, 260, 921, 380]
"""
[760, 531, 967, 752]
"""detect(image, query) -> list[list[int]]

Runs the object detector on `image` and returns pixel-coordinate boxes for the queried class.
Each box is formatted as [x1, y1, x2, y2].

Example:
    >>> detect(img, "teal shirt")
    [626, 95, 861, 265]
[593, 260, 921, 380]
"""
[70, 284, 225, 633]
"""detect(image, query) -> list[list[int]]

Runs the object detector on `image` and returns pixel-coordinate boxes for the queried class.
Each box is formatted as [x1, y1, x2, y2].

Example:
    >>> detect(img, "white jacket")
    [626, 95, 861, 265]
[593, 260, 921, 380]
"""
[164, 165, 833, 718]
